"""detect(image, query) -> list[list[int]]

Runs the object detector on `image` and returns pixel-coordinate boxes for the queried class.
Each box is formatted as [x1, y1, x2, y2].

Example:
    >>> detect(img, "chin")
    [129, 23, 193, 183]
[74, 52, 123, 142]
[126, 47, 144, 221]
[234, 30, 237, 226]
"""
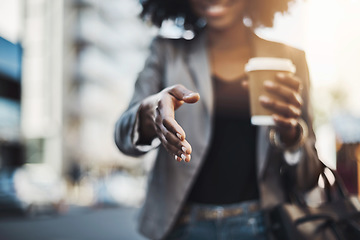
[206, 18, 240, 31]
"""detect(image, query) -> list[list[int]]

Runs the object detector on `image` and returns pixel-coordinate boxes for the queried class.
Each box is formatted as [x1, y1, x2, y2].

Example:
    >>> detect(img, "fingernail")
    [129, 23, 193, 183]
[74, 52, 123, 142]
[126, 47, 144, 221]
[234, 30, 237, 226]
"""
[174, 155, 178, 161]
[176, 133, 182, 140]
[181, 146, 187, 153]
[185, 93, 196, 98]
[259, 95, 270, 103]
[277, 73, 285, 78]
[291, 119, 298, 127]
[181, 154, 186, 161]
[264, 80, 274, 87]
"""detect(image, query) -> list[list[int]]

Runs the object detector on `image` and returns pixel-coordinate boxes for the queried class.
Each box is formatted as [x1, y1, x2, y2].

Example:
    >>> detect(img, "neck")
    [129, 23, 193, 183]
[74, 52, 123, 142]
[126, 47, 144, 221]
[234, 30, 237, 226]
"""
[207, 21, 249, 50]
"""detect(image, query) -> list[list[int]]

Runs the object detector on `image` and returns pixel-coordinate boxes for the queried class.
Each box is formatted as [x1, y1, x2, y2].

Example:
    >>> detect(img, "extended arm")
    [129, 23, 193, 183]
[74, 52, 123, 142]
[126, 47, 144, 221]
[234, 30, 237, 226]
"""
[114, 38, 200, 162]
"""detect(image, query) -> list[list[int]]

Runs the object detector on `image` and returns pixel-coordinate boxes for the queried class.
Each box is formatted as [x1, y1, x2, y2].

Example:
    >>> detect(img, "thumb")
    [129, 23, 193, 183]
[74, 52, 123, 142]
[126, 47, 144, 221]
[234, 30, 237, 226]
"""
[183, 92, 200, 103]
[168, 84, 200, 104]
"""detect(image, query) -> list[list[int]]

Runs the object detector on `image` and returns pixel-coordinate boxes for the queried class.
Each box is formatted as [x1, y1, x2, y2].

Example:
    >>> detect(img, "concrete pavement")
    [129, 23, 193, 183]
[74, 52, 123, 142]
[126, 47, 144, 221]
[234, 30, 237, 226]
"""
[0, 206, 147, 240]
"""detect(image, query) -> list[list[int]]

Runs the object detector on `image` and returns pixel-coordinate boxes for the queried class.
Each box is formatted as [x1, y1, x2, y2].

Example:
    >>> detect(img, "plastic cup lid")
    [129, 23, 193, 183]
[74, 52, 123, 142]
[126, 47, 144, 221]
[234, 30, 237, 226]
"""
[245, 57, 296, 73]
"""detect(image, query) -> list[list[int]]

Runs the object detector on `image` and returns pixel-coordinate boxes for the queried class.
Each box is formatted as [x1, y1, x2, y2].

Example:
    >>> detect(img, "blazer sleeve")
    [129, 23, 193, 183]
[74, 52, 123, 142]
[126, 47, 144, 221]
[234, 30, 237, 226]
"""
[114, 37, 165, 156]
[286, 49, 324, 191]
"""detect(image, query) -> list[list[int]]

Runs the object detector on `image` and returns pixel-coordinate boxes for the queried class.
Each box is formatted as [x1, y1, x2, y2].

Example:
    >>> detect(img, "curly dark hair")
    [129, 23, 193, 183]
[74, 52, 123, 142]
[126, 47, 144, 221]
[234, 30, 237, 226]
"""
[140, 0, 297, 30]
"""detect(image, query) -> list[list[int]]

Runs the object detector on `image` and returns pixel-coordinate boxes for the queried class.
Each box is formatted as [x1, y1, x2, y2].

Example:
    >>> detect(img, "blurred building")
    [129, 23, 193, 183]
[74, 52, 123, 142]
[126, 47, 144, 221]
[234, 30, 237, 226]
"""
[0, 37, 22, 144]
[0, 36, 24, 214]
[21, 0, 156, 168]
[71, 0, 155, 171]
[21, 0, 71, 174]
[18, 0, 157, 207]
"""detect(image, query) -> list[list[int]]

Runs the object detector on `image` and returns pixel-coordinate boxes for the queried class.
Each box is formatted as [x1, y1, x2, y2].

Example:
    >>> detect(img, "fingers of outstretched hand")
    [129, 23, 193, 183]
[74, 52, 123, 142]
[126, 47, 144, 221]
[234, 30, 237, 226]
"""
[152, 84, 199, 162]
[162, 117, 186, 141]
[155, 108, 191, 162]
[156, 99, 186, 142]
[163, 118, 192, 153]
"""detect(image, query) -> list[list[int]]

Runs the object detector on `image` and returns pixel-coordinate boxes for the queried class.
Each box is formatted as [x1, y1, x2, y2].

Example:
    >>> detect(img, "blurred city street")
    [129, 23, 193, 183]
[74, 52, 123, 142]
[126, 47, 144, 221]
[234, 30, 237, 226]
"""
[1, 0, 360, 239]
[0, 206, 146, 240]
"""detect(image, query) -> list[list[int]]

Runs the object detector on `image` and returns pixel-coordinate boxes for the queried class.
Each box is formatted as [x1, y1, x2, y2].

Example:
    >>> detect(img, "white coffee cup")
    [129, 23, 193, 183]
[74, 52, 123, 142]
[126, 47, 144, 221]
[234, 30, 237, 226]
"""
[245, 57, 296, 125]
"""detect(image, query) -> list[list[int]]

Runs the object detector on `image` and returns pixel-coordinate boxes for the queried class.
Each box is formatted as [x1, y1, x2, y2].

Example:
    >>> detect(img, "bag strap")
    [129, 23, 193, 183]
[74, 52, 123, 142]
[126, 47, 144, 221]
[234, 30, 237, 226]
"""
[321, 166, 350, 202]
[287, 163, 350, 206]
[279, 163, 358, 240]
[295, 214, 345, 240]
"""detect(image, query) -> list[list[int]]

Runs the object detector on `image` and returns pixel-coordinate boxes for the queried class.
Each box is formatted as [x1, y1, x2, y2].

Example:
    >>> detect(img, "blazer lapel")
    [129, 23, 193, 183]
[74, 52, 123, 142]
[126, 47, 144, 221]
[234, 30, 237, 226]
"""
[251, 32, 272, 179]
[185, 30, 270, 179]
[186, 31, 214, 118]
[256, 125, 271, 179]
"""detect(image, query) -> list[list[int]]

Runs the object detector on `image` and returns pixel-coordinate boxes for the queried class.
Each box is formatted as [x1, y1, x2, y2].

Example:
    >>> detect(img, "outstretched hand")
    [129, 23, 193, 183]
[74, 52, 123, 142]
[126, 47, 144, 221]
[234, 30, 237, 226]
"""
[139, 84, 200, 162]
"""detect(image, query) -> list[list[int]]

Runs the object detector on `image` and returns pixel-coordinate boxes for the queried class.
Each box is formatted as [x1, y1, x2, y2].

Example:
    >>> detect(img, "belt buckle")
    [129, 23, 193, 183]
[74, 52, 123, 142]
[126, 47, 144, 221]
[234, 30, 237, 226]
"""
[214, 206, 224, 219]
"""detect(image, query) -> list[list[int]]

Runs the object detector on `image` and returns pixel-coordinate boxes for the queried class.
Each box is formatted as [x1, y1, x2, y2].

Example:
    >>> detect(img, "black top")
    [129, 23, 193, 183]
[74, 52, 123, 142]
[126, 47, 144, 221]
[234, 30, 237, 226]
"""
[187, 75, 259, 204]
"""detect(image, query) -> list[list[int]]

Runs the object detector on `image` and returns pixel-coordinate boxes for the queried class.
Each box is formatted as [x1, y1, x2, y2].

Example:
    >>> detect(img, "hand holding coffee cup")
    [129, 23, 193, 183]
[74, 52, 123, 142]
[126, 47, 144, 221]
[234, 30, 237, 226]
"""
[245, 57, 303, 145]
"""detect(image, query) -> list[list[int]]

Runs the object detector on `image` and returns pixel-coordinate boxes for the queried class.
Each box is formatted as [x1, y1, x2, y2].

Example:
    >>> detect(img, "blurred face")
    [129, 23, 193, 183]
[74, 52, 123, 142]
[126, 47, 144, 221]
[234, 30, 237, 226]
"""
[188, 0, 247, 31]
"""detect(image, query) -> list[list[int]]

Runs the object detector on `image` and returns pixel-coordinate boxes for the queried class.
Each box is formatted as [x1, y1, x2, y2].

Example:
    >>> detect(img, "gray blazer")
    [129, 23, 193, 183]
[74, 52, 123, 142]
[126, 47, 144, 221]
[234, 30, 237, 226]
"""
[115, 31, 323, 239]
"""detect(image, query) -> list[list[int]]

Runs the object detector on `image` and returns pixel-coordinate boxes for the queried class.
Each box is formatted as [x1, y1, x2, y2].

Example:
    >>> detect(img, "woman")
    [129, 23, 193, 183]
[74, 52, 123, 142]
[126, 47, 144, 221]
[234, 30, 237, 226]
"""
[115, 0, 323, 239]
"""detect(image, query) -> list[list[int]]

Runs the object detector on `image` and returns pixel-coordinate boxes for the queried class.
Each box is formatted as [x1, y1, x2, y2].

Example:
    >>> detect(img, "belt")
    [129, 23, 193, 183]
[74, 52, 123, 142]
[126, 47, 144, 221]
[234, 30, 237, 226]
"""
[177, 201, 261, 225]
